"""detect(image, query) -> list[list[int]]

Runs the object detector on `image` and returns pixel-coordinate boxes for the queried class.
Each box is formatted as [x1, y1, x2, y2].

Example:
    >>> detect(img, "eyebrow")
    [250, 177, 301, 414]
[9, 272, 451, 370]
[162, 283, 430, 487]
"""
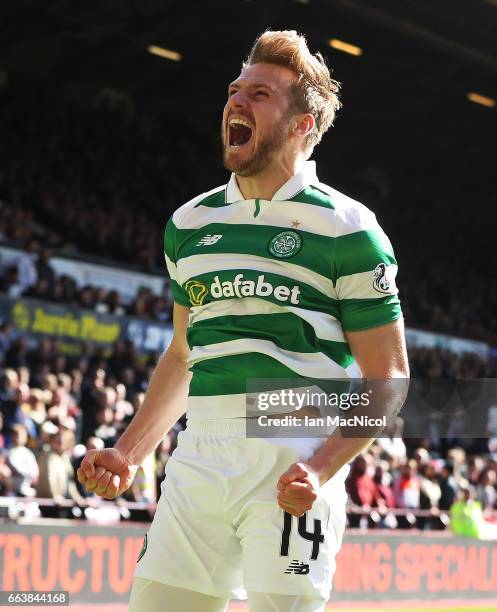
[228, 81, 276, 92]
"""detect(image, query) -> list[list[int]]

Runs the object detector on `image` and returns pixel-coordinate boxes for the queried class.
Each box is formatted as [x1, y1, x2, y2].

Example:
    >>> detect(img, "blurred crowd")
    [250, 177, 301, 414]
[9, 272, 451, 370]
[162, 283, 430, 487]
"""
[347, 430, 497, 531]
[400, 259, 497, 345]
[409, 345, 497, 379]
[1, 332, 497, 528]
[0, 334, 179, 519]
[0, 232, 173, 322]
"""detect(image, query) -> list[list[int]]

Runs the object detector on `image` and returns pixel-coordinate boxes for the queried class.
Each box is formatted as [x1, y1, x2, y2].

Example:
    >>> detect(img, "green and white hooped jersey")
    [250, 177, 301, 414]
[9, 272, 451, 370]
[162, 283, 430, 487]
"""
[164, 161, 402, 418]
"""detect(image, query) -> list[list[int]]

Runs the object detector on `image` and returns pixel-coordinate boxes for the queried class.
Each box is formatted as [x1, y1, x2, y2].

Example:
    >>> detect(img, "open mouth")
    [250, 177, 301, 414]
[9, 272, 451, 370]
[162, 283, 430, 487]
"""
[228, 117, 253, 147]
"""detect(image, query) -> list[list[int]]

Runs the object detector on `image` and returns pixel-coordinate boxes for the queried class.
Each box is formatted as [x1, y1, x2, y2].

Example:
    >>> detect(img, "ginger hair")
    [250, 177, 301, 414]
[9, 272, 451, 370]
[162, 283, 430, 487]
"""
[244, 30, 341, 157]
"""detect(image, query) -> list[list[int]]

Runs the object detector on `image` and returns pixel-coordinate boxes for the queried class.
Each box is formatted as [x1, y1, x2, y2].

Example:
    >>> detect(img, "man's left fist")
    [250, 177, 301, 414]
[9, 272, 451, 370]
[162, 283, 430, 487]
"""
[277, 462, 321, 516]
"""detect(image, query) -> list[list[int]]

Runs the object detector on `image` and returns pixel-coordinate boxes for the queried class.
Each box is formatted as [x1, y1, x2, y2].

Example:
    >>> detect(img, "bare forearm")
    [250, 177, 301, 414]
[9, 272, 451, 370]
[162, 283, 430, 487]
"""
[308, 374, 409, 485]
[115, 350, 191, 465]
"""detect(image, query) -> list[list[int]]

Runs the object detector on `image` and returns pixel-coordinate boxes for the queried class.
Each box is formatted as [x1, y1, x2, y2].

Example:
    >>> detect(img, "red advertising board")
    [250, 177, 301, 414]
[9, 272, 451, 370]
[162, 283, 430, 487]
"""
[1, 522, 496, 603]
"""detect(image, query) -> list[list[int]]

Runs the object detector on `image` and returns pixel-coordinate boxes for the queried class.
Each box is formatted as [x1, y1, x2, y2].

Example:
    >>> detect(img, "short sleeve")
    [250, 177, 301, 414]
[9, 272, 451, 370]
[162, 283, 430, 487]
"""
[164, 217, 190, 307]
[333, 219, 402, 332]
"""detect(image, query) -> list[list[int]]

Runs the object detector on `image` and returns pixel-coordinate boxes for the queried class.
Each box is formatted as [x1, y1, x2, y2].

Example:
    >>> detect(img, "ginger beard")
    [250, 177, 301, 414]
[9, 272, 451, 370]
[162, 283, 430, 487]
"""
[221, 110, 294, 177]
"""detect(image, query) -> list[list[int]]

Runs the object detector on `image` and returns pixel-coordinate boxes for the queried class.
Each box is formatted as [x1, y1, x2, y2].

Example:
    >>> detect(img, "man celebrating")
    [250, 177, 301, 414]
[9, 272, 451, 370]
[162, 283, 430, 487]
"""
[78, 30, 409, 612]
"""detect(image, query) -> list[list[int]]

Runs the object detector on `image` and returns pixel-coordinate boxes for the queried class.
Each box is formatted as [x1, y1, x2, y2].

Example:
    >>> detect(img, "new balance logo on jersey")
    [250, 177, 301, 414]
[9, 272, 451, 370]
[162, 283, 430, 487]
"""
[284, 560, 310, 575]
[211, 274, 301, 305]
[196, 234, 223, 246]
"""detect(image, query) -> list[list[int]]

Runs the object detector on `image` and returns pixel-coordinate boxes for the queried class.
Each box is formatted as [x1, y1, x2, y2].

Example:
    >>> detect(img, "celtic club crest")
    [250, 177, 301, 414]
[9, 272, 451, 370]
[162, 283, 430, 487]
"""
[268, 231, 303, 259]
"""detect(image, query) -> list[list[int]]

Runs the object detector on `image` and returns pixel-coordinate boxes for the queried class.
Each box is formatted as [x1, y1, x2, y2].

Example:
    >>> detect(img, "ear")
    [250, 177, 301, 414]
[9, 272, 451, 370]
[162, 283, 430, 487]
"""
[293, 113, 315, 138]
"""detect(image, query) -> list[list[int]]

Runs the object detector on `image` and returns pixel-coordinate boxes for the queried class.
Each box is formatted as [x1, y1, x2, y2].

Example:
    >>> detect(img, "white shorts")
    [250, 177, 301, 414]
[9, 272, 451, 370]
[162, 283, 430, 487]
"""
[134, 418, 348, 601]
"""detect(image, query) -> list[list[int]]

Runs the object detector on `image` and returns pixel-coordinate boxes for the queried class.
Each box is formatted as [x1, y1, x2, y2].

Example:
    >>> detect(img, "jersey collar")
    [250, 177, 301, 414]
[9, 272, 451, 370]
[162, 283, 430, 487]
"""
[225, 160, 319, 203]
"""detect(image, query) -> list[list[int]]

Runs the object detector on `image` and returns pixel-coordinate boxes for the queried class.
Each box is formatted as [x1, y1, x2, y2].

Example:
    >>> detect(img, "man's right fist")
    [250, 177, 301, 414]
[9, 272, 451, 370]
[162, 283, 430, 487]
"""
[77, 448, 138, 499]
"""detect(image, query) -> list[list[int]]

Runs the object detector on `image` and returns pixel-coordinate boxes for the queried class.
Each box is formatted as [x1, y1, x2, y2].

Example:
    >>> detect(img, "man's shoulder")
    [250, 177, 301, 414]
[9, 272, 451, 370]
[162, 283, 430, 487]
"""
[171, 184, 226, 228]
[310, 181, 379, 234]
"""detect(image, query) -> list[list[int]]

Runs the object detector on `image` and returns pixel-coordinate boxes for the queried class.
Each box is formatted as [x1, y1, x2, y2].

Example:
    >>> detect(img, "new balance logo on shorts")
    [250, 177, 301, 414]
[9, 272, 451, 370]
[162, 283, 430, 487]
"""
[284, 560, 310, 575]
[196, 234, 223, 246]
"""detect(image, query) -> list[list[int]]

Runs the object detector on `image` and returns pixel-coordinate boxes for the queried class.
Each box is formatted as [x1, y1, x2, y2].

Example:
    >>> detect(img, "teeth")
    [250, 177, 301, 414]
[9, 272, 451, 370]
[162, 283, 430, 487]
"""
[229, 118, 252, 129]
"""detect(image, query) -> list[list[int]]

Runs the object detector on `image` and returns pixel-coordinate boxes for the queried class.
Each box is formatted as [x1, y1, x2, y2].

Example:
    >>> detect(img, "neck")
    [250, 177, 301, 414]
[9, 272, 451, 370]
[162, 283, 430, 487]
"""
[235, 156, 304, 200]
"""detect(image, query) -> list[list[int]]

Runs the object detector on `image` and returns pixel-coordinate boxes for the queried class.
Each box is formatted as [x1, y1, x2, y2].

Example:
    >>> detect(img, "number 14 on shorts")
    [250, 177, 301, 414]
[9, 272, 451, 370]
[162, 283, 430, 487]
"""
[280, 511, 324, 561]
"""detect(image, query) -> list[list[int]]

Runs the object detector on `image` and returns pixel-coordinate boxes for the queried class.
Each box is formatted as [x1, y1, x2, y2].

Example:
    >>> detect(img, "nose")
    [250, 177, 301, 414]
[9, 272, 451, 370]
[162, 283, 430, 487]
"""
[228, 89, 249, 111]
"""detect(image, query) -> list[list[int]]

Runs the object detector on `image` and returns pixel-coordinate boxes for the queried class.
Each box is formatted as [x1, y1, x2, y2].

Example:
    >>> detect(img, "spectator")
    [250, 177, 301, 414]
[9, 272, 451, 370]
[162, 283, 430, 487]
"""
[36, 249, 55, 285]
[418, 462, 442, 529]
[373, 462, 395, 508]
[476, 468, 497, 512]
[0, 266, 23, 298]
[24, 277, 51, 301]
[6, 423, 39, 496]
[450, 487, 484, 538]
[439, 463, 459, 510]
[0, 450, 13, 495]
[467, 456, 485, 487]
[114, 383, 134, 422]
[94, 288, 109, 313]
[107, 290, 126, 316]
[447, 447, 467, 485]
[413, 447, 431, 468]
[36, 429, 86, 509]
[346, 454, 383, 527]
[78, 285, 96, 310]
[0, 321, 13, 362]
[0, 369, 24, 436]
[394, 460, 421, 509]
[93, 403, 118, 447]
[5, 338, 30, 369]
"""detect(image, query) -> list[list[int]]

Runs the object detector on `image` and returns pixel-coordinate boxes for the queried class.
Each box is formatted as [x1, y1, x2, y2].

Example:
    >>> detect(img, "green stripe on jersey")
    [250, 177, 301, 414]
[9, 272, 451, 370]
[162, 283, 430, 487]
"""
[194, 189, 226, 208]
[339, 296, 402, 331]
[170, 279, 190, 306]
[188, 313, 354, 367]
[334, 230, 397, 280]
[164, 217, 177, 263]
[175, 223, 334, 279]
[189, 353, 312, 396]
[291, 186, 336, 209]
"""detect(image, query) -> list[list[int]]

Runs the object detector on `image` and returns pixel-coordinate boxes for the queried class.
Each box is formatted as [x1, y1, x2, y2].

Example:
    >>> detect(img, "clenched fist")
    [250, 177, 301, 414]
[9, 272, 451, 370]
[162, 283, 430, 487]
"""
[77, 448, 138, 500]
[277, 462, 320, 516]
